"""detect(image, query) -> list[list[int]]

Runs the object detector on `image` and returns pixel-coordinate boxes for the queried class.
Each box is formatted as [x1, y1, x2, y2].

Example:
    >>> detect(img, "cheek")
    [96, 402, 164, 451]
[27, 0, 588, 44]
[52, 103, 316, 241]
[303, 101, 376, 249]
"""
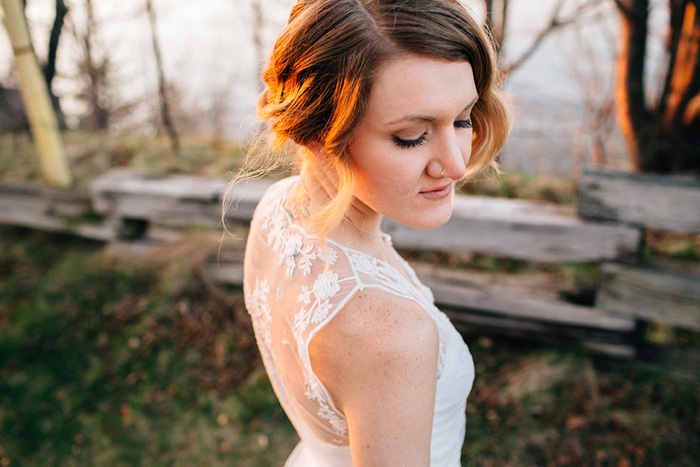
[357, 151, 418, 197]
[350, 137, 427, 198]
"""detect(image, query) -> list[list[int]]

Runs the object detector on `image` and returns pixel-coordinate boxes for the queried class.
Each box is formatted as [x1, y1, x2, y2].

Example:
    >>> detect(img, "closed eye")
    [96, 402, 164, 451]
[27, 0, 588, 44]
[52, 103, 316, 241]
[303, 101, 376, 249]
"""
[393, 133, 428, 149]
[455, 119, 473, 129]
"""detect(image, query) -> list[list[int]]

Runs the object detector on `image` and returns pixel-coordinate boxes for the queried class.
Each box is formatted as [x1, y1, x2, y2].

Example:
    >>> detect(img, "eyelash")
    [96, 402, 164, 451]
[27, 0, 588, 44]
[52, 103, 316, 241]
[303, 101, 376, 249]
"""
[392, 119, 473, 149]
[455, 118, 473, 129]
[393, 133, 427, 149]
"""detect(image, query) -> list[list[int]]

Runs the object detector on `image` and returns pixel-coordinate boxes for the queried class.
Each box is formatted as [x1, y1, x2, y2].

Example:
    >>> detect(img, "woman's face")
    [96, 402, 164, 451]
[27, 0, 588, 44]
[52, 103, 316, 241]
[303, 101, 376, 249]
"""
[348, 54, 478, 230]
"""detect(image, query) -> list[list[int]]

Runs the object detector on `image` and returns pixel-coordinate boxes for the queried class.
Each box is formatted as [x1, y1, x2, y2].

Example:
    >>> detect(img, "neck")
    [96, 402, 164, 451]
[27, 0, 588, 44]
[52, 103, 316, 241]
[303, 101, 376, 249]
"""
[299, 165, 383, 241]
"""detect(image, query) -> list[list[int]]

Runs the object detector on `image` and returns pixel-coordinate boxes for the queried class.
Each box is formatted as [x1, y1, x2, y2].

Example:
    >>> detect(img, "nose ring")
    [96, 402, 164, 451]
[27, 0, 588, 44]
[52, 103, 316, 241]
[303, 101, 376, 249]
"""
[440, 168, 445, 179]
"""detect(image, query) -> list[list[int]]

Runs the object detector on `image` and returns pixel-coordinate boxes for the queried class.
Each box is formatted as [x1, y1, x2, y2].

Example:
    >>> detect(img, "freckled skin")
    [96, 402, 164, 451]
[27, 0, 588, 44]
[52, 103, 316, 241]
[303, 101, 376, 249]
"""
[309, 290, 439, 466]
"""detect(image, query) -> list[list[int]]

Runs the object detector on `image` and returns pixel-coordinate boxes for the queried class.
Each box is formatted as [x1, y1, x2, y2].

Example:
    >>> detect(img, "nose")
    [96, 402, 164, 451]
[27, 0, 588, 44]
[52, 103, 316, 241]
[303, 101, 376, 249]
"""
[429, 127, 469, 180]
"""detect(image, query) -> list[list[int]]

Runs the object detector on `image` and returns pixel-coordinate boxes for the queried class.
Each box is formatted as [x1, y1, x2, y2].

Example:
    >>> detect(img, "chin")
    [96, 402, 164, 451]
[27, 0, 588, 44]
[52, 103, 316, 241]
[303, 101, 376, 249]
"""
[412, 215, 452, 230]
[401, 205, 454, 231]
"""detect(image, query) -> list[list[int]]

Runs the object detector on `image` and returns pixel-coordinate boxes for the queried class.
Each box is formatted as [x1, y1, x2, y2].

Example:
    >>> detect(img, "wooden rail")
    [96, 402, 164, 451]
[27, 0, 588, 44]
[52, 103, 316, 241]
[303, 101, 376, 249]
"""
[91, 169, 642, 263]
[599, 262, 700, 332]
[578, 166, 700, 233]
[0, 180, 113, 240]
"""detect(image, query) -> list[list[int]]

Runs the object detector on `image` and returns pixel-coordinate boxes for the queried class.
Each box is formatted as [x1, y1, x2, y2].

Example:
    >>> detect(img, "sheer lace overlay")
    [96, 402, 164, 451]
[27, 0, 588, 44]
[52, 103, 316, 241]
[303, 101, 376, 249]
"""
[243, 176, 475, 466]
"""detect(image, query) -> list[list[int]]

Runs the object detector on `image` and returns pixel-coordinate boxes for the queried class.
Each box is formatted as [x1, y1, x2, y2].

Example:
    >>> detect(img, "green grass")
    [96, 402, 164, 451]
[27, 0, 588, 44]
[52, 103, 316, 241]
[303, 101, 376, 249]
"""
[462, 337, 700, 466]
[0, 226, 297, 466]
[0, 226, 698, 466]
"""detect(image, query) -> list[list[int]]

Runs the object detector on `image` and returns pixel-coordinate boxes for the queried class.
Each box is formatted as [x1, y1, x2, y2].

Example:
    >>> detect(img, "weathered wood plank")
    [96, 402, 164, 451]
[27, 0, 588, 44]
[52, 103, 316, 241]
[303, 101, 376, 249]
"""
[578, 165, 700, 233]
[598, 261, 700, 331]
[446, 310, 636, 358]
[413, 264, 635, 332]
[384, 195, 642, 263]
[594, 343, 700, 379]
[205, 250, 246, 285]
[634, 343, 700, 377]
[92, 170, 641, 263]
[0, 180, 114, 240]
[91, 169, 272, 227]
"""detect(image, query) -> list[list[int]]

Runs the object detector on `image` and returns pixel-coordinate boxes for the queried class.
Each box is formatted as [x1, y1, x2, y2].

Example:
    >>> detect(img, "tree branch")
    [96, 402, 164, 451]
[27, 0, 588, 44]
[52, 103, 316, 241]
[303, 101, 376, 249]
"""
[663, 0, 700, 128]
[503, 0, 573, 75]
[659, 0, 686, 114]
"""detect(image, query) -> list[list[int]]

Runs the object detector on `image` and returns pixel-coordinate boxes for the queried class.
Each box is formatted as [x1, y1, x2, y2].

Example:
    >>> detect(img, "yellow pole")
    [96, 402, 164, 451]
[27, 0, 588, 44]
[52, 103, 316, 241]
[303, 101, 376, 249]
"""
[1, 0, 72, 186]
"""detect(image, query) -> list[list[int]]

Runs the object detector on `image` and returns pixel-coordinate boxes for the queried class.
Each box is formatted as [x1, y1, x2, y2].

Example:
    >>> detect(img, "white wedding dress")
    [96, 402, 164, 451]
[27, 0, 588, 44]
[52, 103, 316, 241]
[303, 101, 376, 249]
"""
[243, 176, 475, 466]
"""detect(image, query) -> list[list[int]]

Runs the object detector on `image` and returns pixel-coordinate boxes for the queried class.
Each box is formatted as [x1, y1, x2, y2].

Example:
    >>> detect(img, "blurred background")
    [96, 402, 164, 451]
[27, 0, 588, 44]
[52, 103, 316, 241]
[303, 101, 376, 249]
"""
[0, 0, 640, 175]
[1, 0, 699, 465]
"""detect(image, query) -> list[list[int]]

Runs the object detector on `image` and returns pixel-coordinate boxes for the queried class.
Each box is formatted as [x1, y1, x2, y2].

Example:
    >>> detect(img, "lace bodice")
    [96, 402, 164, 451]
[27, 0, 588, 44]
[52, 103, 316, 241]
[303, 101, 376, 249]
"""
[243, 176, 475, 466]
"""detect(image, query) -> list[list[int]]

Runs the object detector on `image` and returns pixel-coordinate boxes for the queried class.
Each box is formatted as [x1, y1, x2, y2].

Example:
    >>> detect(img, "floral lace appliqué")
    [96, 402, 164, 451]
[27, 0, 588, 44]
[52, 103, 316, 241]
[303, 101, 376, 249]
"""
[261, 207, 338, 278]
[294, 271, 342, 333]
[303, 358, 349, 437]
[247, 278, 272, 348]
[349, 253, 379, 275]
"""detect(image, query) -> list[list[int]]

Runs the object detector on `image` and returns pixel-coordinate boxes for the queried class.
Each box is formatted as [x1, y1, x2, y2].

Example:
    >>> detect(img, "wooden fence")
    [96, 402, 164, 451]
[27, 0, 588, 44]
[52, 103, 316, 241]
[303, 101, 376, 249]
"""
[1, 166, 699, 375]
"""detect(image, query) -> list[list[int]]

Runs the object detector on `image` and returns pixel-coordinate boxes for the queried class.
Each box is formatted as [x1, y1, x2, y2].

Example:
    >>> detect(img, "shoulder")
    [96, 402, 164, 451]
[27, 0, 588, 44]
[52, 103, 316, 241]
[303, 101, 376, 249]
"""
[309, 288, 439, 409]
[309, 289, 439, 464]
[311, 288, 438, 363]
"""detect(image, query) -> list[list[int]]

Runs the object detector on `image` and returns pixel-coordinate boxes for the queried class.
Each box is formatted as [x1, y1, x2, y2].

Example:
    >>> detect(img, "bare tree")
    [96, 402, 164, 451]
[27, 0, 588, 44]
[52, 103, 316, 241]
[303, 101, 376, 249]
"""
[145, 0, 180, 152]
[80, 0, 109, 130]
[613, 0, 700, 173]
[484, 0, 509, 50]
[489, 0, 604, 76]
[43, 0, 67, 94]
[569, 14, 619, 169]
[251, 0, 265, 92]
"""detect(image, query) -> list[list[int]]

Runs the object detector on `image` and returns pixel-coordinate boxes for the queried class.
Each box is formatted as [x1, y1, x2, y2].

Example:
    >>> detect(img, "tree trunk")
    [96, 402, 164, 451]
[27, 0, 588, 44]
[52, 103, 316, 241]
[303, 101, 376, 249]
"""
[484, 0, 507, 51]
[614, 0, 700, 174]
[663, 1, 700, 128]
[251, 0, 265, 92]
[614, 0, 650, 169]
[1, 0, 72, 186]
[146, 0, 180, 153]
[83, 0, 109, 130]
[43, 0, 68, 128]
[44, 0, 67, 90]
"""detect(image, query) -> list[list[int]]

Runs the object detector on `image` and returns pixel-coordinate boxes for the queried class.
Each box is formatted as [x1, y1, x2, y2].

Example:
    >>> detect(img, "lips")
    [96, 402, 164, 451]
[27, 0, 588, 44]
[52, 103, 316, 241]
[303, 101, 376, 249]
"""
[419, 182, 453, 200]
[420, 182, 452, 194]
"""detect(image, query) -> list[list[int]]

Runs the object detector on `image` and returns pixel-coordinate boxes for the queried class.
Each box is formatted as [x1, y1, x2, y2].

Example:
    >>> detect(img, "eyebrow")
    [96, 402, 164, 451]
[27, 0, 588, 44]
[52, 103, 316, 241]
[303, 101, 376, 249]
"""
[387, 95, 479, 125]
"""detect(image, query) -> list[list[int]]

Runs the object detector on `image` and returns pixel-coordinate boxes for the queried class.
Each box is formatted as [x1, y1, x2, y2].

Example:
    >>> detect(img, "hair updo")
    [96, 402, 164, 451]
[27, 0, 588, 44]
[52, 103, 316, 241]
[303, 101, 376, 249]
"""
[254, 0, 512, 239]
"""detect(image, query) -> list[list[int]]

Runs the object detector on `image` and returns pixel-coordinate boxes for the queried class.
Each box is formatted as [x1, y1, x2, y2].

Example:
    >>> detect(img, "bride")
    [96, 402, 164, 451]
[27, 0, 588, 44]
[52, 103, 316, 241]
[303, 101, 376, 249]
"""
[241, 0, 512, 465]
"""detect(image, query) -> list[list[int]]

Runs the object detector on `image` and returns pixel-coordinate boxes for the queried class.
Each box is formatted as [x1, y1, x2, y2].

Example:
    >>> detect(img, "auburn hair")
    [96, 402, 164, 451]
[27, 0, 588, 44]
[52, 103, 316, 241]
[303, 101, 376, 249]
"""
[253, 0, 512, 239]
